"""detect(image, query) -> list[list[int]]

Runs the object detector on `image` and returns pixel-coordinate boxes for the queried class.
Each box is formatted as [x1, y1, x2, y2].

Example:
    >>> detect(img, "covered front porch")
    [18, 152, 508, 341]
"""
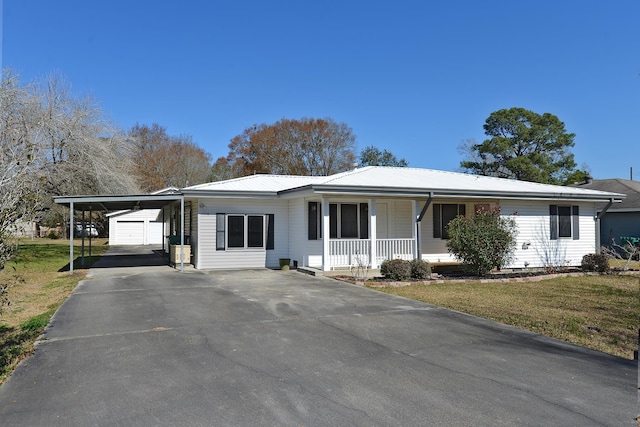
[310, 196, 433, 271]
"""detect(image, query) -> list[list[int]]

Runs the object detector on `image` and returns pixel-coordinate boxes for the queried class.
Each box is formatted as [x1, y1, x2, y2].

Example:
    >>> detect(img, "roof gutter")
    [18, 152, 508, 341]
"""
[305, 185, 624, 203]
[597, 198, 619, 220]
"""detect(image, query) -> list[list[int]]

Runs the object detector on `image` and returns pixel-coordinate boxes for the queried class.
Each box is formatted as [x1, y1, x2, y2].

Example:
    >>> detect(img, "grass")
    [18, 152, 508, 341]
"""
[371, 272, 640, 359]
[0, 238, 109, 384]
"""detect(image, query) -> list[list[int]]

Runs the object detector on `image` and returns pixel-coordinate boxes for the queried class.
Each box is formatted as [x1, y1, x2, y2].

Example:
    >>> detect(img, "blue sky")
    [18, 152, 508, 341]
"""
[2, 0, 639, 179]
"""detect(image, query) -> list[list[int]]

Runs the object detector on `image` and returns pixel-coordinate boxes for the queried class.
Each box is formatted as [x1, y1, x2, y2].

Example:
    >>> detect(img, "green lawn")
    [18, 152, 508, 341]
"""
[0, 239, 109, 384]
[371, 273, 640, 359]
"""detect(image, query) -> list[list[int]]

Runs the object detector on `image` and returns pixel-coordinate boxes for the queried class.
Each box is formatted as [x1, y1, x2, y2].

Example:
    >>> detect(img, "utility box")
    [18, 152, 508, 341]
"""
[170, 244, 191, 266]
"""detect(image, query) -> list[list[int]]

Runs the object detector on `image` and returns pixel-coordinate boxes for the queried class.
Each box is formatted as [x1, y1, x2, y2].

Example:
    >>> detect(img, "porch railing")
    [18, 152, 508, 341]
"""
[329, 239, 370, 268]
[328, 238, 415, 269]
[376, 238, 414, 262]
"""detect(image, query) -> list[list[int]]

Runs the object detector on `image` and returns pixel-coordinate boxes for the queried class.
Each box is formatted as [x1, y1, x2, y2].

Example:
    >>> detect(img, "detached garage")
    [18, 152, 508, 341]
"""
[108, 209, 164, 245]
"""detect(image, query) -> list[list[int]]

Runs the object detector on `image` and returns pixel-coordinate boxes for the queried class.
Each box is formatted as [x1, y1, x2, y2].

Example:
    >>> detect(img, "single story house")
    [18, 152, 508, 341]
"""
[55, 166, 625, 272]
[569, 177, 640, 247]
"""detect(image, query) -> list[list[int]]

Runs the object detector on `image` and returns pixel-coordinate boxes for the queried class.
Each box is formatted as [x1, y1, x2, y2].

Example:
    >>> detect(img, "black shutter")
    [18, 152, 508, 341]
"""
[267, 214, 275, 249]
[359, 203, 369, 239]
[549, 205, 558, 240]
[459, 204, 466, 217]
[329, 204, 338, 238]
[433, 204, 442, 238]
[308, 202, 318, 240]
[572, 206, 579, 240]
[216, 213, 225, 250]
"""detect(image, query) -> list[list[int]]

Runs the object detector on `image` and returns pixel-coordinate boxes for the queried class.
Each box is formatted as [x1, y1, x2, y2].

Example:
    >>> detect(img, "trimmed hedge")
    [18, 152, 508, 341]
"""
[581, 253, 610, 273]
[380, 259, 432, 280]
[410, 259, 432, 279]
[380, 259, 411, 281]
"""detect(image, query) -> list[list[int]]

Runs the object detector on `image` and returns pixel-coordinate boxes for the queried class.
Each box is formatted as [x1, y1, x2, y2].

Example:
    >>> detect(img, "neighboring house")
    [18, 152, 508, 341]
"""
[569, 178, 640, 247]
[56, 166, 625, 271]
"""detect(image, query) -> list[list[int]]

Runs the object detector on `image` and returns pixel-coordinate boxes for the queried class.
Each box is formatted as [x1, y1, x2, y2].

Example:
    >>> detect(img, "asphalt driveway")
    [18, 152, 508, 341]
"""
[0, 246, 636, 426]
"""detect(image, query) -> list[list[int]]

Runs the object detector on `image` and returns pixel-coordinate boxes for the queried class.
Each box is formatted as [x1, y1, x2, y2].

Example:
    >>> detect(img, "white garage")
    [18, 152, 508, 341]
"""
[108, 209, 164, 245]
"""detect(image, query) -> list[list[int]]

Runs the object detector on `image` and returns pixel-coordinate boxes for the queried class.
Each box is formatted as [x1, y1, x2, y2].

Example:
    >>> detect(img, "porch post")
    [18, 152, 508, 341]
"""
[321, 197, 330, 271]
[412, 200, 419, 260]
[369, 199, 377, 269]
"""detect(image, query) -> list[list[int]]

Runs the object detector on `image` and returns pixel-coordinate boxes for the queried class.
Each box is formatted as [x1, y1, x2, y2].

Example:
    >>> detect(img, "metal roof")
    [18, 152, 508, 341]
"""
[298, 167, 626, 201]
[54, 193, 183, 212]
[55, 167, 626, 212]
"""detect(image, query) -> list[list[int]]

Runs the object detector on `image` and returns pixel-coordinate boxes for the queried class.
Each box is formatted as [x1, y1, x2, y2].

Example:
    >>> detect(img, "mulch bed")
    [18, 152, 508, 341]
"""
[335, 268, 640, 287]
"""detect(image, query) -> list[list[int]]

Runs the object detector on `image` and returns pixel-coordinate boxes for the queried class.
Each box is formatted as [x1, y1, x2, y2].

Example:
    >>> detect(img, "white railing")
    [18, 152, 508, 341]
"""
[376, 238, 415, 262]
[329, 239, 370, 268]
[328, 238, 415, 269]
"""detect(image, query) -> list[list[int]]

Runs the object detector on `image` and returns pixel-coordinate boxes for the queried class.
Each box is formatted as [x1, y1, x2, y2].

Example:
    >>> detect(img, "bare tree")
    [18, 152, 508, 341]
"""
[601, 239, 640, 271]
[37, 73, 138, 197]
[129, 123, 212, 191]
[0, 71, 42, 269]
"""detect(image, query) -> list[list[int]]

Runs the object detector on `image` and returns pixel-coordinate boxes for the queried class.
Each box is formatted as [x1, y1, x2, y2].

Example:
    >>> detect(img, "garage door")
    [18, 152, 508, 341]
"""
[148, 221, 164, 244]
[115, 221, 144, 245]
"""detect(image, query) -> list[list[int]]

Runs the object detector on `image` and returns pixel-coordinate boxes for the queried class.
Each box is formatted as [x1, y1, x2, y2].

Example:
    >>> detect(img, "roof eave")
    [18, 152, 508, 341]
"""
[306, 185, 625, 202]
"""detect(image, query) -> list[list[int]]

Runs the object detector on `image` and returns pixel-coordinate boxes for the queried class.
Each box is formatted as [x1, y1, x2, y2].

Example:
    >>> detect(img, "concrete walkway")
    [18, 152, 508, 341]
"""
[0, 246, 636, 426]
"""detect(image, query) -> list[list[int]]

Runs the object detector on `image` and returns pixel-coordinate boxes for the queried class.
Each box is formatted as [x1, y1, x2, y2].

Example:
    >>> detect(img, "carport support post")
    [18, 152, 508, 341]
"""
[69, 202, 74, 275]
[180, 196, 185, 272]
[81, 210, 85, 267]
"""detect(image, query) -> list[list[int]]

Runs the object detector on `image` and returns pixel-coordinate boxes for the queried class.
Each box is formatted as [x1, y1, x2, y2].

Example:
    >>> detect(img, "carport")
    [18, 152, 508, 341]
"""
[54, 193, 187, 273]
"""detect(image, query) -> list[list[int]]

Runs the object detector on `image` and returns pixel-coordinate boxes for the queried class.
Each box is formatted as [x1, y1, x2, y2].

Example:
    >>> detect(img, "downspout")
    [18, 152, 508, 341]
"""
[416, 193, 434, 260]
[595, 198, 616, 253]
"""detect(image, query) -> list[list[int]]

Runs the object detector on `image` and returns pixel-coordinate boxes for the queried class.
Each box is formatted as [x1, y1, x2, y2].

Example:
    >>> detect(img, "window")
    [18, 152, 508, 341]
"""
[308, 202, 319, 240]
[340, 204, 358, 238]
[550, 205, 579, 240]
[433, 204, 466, 239]
[307, 202, 369, 240]
[217, 214, 273, 250]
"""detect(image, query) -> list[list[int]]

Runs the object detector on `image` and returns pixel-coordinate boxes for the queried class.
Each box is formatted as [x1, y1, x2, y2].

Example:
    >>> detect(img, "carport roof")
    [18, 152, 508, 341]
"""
[54, 193, 183, 213]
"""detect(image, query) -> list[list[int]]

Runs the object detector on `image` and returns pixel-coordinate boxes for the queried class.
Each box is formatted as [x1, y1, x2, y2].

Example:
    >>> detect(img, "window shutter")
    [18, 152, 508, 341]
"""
[359, 203, 369, 239]
[549, 205, 558, 240]
[308, 202, 318, 240]
[459, 204, 466, 217]
[267, 214, 275, 249]
[329, 204, 338, 238]
[572, 206, 579, 240]
[216, 213, 225, 250]
[433, 204, 442, 238]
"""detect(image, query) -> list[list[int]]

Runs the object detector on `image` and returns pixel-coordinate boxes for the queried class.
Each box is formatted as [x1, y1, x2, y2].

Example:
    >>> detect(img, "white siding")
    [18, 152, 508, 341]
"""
[387, 200, 413, 238]
[190, 200, 199, 267]
[196, 198, 289, 270]
[148, 222, 164, 244]
[500, 200, 597, 269]
[288, 198, 308, 268]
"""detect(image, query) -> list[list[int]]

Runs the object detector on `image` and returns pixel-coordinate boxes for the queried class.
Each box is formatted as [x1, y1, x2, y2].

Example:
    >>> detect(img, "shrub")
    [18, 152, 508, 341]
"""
[581, 253, 610, 273]
[380, 259, 411, 281]
[410, 259, 431, 279]
[446, 207, 517, 276]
